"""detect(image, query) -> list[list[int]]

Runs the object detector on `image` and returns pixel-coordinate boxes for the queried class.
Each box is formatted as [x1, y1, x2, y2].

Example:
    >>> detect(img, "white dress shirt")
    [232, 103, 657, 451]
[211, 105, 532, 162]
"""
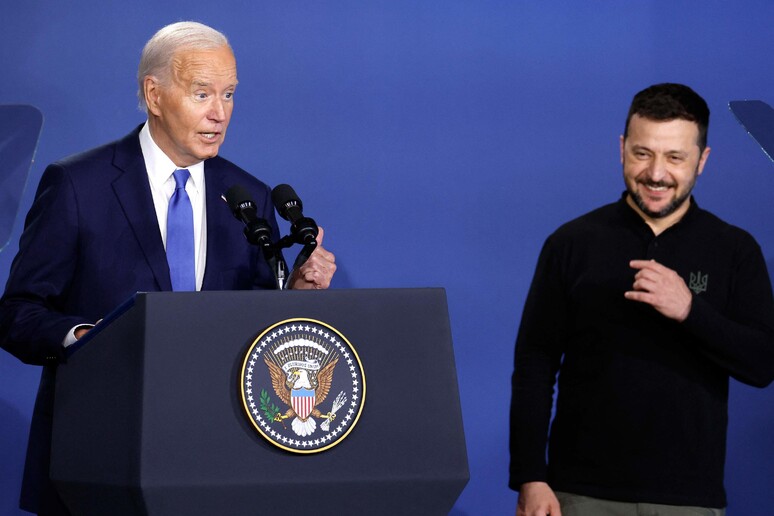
[139, 122, 207, 290]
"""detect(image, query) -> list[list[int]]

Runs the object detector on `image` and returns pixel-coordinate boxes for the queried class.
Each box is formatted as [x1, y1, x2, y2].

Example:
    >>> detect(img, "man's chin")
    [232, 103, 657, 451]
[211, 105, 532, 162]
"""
[195, 146, 222, 161]
[642, 202, 673, 219]
[630, 192, 676, 219]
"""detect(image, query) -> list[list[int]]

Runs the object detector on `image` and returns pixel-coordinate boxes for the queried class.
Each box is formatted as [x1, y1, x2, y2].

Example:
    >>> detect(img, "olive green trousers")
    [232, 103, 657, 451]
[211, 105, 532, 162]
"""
[555, 492, 725, 516]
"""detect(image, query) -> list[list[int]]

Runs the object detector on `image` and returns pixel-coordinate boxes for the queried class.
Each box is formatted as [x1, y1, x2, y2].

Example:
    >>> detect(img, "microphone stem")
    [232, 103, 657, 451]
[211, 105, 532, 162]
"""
[292, 241, 317, 271]
[276, 260, 287, 290]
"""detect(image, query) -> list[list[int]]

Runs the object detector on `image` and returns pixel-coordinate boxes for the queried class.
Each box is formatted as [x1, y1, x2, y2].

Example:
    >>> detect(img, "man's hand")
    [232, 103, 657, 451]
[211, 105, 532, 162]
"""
[288, 227, 336, 290]
[624, 259, 692, 321]
[74, 319, 101, 340]
[517, 482, 561, 516]
[74, 327, 91, 340]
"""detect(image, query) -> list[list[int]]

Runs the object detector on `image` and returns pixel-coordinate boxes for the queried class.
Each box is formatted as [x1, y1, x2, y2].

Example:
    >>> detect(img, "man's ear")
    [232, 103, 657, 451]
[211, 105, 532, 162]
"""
[144, 76, 162, 117]
[619, 135, 625, 164]
[697, 146, 711, 176]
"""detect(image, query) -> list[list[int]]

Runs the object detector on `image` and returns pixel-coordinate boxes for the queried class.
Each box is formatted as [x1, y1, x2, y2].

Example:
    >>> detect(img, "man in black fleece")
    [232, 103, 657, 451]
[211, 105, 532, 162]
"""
[510, 83, 774, 516]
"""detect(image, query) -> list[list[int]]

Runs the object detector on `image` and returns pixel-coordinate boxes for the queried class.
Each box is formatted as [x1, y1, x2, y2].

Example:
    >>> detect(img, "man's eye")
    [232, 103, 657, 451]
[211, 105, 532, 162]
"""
[225, 92, 234, 100]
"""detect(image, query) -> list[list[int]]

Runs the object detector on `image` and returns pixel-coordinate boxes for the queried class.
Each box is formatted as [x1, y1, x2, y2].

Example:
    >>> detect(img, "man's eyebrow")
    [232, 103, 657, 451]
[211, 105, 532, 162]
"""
[191, 80, 238, 87]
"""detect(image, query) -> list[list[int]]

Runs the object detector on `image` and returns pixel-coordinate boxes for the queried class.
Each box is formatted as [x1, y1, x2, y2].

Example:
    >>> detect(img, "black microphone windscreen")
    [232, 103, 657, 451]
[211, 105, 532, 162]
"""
[271, 184, 303, 220]
[224, 185, 255, 212]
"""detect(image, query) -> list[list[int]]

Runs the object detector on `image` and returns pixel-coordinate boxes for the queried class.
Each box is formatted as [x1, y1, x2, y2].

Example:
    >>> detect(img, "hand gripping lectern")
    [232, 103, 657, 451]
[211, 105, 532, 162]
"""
[50, 289, 469, 515]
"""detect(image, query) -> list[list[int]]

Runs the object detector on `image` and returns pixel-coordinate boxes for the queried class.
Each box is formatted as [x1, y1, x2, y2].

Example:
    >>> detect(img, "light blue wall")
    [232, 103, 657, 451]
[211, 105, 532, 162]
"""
[2, 2, 773, 514]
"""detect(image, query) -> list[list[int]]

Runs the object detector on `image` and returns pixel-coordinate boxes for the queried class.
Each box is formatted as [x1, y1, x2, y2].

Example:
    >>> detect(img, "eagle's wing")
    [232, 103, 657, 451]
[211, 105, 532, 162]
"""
[264, 356, 291, 405]
[314, 358, 339, 406]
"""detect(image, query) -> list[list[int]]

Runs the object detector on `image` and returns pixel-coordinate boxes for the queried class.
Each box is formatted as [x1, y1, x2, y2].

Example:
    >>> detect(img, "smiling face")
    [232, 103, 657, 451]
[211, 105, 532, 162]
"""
[621, 114, 711, 233]
[144, 45, 237, 168]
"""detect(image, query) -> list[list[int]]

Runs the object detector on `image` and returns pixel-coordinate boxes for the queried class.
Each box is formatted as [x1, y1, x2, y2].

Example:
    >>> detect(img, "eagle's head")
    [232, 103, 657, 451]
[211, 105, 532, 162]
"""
[289, 369, 313, 390]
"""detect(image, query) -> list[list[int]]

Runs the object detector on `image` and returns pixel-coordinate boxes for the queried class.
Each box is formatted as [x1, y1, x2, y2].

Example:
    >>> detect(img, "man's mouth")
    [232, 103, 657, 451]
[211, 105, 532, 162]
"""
[640, 181, 673, 192]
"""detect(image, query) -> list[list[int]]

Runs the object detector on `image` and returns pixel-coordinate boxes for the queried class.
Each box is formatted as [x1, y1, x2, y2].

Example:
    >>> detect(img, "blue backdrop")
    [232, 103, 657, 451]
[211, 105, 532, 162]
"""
[2, 2, 773, 514]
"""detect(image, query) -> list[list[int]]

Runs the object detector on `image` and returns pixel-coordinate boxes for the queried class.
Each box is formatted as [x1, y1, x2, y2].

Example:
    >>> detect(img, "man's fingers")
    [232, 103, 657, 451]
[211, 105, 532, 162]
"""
[316, 226, 324, 245]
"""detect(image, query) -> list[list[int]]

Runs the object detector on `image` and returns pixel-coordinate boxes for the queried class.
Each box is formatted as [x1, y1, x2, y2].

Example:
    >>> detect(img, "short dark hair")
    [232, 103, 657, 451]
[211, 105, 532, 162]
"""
[623, 83, 710, 151]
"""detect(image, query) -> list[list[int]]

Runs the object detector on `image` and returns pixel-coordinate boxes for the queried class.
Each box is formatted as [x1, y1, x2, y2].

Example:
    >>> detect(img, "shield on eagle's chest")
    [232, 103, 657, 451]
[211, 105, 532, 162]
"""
[291, 388, 316, 420]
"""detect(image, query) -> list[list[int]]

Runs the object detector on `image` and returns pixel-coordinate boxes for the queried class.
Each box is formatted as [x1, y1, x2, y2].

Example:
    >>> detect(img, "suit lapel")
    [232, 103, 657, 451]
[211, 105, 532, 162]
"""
[111, 126, 172, 291]
[201, 160, 233, 291]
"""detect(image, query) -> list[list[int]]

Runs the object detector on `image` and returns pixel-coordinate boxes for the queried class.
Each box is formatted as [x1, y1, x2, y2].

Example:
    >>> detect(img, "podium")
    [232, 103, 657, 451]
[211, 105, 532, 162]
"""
[50, 289, 469, 515]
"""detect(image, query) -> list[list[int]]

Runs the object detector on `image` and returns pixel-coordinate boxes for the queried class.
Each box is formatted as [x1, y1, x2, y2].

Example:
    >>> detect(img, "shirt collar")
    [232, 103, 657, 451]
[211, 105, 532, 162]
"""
[617, 191, 699, 234]
[139, 122, 205, 191]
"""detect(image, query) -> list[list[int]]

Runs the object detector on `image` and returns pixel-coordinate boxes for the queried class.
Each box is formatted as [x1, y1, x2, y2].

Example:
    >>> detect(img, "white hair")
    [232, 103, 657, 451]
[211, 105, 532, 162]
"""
[137, 21, 231, 112]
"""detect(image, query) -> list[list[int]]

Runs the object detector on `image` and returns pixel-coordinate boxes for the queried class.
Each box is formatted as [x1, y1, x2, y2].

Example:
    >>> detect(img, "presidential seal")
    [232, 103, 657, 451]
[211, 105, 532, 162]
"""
[240, 318, 366, 453]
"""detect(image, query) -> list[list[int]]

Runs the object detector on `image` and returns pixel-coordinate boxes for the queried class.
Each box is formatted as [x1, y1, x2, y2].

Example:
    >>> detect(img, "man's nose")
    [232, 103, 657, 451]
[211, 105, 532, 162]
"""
[209, 98, 227, 122]
[645, 155, 668, 182]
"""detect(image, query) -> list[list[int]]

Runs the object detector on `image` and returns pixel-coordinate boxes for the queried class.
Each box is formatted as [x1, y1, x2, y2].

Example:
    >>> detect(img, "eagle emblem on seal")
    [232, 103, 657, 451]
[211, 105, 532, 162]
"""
[240, 319, 366, 453]
[264, 351, 338, 436]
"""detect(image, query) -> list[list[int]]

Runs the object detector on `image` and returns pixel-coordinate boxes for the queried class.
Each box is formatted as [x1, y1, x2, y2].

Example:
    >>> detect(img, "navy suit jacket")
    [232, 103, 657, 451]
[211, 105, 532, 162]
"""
[0, 125, 280, 513]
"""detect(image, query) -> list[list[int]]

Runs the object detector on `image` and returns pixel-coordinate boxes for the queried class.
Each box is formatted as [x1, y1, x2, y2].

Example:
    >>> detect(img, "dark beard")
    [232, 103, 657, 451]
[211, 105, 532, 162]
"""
[628, 182, 692, 219]
[625, 160, 700, 219]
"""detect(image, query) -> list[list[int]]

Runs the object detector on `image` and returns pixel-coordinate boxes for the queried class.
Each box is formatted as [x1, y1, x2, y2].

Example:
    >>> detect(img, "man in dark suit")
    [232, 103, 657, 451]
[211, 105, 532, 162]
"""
[0, 21, 336, 515]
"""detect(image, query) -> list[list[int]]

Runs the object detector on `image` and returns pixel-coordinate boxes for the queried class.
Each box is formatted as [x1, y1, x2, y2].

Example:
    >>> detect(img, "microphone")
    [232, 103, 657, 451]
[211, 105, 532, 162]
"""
[271, 184, 318, 245]
[223, 185, 273, 247]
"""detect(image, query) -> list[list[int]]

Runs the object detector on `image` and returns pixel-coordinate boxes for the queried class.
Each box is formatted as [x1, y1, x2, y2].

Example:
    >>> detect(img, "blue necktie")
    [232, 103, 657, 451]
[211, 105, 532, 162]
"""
[167, 169, 195, 291]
